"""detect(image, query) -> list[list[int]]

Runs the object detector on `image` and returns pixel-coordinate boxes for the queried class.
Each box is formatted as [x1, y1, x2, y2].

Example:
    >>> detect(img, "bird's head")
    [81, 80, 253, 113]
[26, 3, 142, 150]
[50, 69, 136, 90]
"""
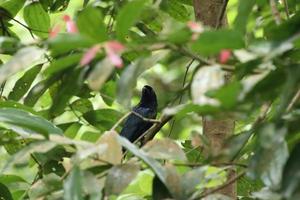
[139, 85, 157, 109]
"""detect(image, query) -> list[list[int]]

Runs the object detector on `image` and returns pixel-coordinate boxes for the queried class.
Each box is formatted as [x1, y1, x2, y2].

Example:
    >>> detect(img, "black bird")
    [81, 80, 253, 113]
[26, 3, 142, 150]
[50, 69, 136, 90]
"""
[120, 85, 157, 143]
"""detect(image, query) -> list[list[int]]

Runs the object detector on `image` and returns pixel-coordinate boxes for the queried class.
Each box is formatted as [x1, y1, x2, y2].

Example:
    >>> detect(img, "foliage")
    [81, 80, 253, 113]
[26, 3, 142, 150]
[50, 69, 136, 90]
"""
[0, 0, 299, 199]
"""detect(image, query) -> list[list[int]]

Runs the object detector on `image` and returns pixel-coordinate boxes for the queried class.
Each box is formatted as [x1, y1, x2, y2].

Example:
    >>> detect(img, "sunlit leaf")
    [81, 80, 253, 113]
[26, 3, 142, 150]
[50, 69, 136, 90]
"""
[0, 47, 45, 84]
[105, 163, 140, 195]
[23, 2, 50, 38]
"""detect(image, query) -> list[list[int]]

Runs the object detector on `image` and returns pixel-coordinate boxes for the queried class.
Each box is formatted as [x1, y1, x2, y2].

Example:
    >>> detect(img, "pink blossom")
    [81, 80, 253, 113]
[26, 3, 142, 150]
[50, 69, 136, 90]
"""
[80, 45, 102, 66]
[49, 25, 61, 38]
[187, 21, 203, 33]
[62, 15, 78, 33]
[104, 41, 125, 68]
[80, 41, 125, 68]
[219, 49, 231, 64]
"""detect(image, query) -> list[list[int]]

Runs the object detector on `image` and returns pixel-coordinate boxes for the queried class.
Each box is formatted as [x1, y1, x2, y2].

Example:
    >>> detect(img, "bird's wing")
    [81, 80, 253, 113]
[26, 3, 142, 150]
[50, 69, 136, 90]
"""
[120, 106, 156, 142]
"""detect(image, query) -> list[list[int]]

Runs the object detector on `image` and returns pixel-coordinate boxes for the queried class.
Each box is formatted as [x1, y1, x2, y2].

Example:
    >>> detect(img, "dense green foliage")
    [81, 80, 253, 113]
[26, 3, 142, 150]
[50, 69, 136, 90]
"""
[0, 0, 300, 199]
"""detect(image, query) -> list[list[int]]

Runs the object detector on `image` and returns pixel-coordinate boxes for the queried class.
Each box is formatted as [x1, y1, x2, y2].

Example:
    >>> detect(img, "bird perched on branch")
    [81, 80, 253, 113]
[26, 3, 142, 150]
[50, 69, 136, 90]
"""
[120, 85, 157, 144]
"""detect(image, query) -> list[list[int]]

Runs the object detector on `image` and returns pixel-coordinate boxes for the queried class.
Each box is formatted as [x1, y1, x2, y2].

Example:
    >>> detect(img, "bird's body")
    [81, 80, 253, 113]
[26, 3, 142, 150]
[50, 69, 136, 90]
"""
[120, 85, 157, 143]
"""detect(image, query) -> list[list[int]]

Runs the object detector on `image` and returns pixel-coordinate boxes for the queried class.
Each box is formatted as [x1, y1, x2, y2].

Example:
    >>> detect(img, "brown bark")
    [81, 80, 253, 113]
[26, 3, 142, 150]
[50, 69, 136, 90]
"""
[192, 0, 237, 199]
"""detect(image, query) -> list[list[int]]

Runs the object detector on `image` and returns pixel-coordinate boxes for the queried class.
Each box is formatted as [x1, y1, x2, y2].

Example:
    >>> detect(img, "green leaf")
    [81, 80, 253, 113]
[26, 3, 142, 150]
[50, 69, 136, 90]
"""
[105, 163, 140, 195]
[47, 34, 95, 57]
[100, 80, 116, 106]
[0, 0, 26, 18]
[80, 131, 100, 142]
[207, 81, 243, 109]
[0, 182, 13, 200]
[28, 173, 62, 199]
[0, 47, 45, 84]
[64, 166, 83, 200]
[0, 36, 21, 54]
[233, 0, 255, 33]
[191, 29, 245, 55]
[24, 73, 61, 107]
[264, 11, 300, 41]
[152, 175, 172, 200]
[160, 0, 190, 22]
[280, 142, 300, 198]
[76, 6, 108, 42]
[43, 53, 82, 76]
[23, 2, 50, 38]
[87, 59, 115, 91]
[50, 0, 70, 13]
[142, 138, 187, 161]
[0, 100, 38, 114]
[116, 0, 146, 42]
[8, 64, 42, 101]
[82, 109, 122, 131]
[116, 135, 170, 195]
[0, 108, 63, 137]
[64, 123, 81, 139]
[50, 68, 85, 116]
[3, 131, 25, 154]
[70, 98, 93, 114]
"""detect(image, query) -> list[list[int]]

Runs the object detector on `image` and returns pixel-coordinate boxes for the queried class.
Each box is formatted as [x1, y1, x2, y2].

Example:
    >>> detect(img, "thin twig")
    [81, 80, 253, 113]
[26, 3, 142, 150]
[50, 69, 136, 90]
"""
[141, 114, 173, 144]
[168, 59, 195, 137]
[173, 162, 247, 168]
[132, 111, 161, 123]
[111, 111, 161, 132]
[282, 0, 290, 19]
[270, 0, 281, 25]
[110, 112, 131, 131]
[0, 81, 6, 97]
[230, 102, 272, 161]
[195, 171, 246, 199]
[287, 89, 300, 112]
[216, 0, 229, 29]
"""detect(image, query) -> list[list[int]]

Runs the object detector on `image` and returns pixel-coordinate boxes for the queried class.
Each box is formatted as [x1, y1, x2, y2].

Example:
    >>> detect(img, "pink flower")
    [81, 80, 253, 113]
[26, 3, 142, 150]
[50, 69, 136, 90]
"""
[80, 44, 102, 66]
[104, 41, 125, 68]
[62, 15, 78, 33]
[219, 49, 231, 64]
[80, 41, 125, 67]
[49, 24, 61, 38]
[187, 21, 203, 33]
[187, 21, 203, 41]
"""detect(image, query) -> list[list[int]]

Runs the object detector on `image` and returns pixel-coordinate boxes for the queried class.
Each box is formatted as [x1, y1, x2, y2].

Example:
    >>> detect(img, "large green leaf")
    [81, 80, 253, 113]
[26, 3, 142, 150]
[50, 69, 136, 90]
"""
[24, 73, 62, 106]
[116, 0, 146, 42]
[191, 29, 245, 55]
[47, 34, 94, 57]
[233, 0, 255, 33]
[64, 166, 83, 200]
[0, 108, 63, 137]
[23, 2, 50, 38]
[105, 163, 140, 195]
[82, 109, 122, 131]
[0, 36, 21, 54]
[50, 68, 85, 116]
[0, 0, 26, 18]
[0, 47, 45, 84]
[43, 53, 82, 76]
[116, 135, 171, 195]
[8, 64, 42, 101]
[76, 6, 108, 42]
[160, 0, 190, 22]
[0, 182, 13, 200]
[280, 142, 300, 198]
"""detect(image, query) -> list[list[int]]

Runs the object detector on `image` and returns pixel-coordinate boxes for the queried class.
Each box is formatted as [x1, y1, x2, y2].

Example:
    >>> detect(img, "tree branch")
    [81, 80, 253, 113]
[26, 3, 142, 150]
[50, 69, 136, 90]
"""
[270, 0, 281, 25]
[287, 89, 300, 112]
[195, 171, 246, 199]
[216, 0, 229, 29]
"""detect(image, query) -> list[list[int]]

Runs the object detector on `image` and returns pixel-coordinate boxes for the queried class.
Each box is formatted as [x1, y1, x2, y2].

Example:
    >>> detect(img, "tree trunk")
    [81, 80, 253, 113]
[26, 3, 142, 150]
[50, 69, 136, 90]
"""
[192, 0, 237, 199]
